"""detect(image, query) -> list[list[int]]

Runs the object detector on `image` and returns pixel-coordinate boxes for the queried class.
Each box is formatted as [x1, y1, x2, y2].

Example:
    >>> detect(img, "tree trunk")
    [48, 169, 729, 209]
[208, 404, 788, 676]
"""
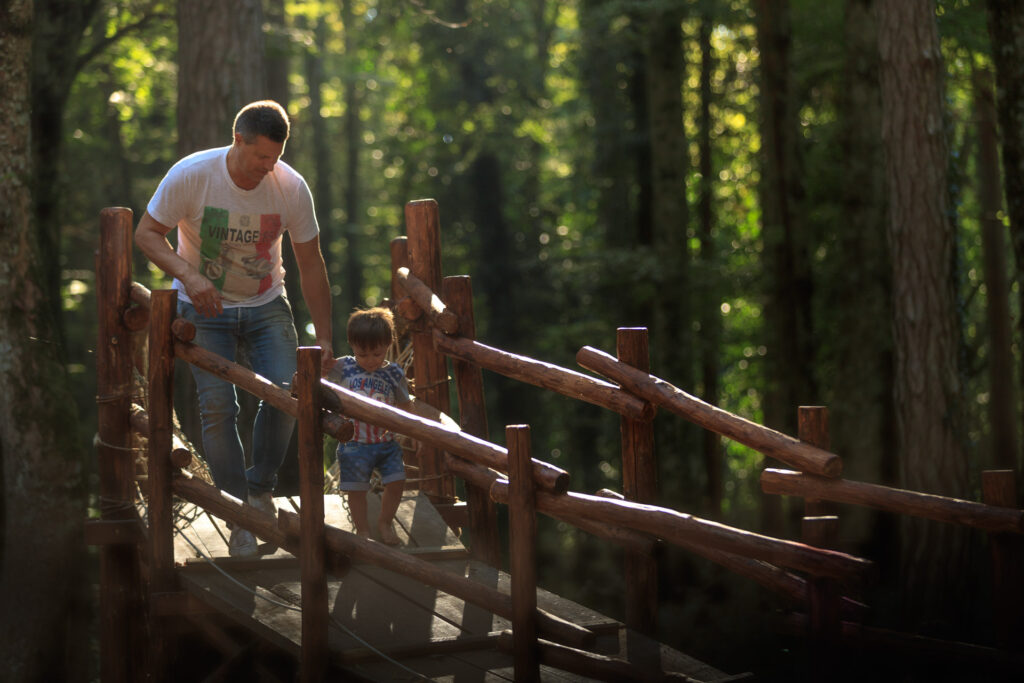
[1, 3, 90, 679]
[697, 11, 723, 518]
[755, 0, 813, 536]
[339, 5, 363, 314]
[985, 0, 1024, 487]
[826, 0, 895, 551]
[878, 0, 972, 632]
[176, 0, 265, 155]
[972, 65, 1019, 472]
[32, 0, 104, 347]
[175, 0, 267, 462]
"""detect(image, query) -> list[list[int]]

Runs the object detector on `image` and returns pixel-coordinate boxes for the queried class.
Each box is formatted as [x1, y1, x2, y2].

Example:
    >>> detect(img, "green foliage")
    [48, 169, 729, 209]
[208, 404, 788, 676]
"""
[53, 0, 1017, 669]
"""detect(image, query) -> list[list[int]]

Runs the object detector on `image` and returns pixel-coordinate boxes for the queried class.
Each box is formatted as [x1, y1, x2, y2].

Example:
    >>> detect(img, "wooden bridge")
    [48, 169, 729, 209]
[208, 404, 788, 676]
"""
[91, 201, 1024, 681]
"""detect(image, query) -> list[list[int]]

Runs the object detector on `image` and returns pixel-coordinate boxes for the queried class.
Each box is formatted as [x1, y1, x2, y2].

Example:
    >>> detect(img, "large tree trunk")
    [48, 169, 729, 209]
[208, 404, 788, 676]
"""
[0, 3, 90, 680]
[986, 0, 1024, 487]
[176, 0, 265, 155]
[338, 6, 362, 315]
[878, 0, 972, 632]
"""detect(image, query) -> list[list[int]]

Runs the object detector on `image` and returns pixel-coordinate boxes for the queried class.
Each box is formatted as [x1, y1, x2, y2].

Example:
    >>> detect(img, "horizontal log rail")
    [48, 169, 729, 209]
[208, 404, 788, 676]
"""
[168, 328, 353, 444]
[130, 403, 192, 469]
[495, 630, 693, 682]
[171, 471, 351, 576]
[577, 346, 842, 478]
[320, 379, 570, 493]
[761, 468, 1024, 534]
[394, 267, 459, 334]
[434, 330, 655, 422]
[276, 510, 595, 649]
[443, 453, 657, 556]
[489, 481, 873, 582]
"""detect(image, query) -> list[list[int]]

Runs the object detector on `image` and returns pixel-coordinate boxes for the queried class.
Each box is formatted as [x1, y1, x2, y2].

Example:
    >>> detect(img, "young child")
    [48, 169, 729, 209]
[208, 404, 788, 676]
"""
[327, 307, 411, 544]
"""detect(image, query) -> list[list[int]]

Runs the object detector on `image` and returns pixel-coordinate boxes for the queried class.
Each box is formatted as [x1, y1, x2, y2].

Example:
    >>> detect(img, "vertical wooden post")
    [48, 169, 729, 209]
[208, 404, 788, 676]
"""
[798, 407, 840, 671]
[95, 207, 143, 683]
[508, 424, 539, 682]
[617, 328, 659, 640]
[297, 346, 328, 683]
[798, 407, 833, 518]
[147, 289, 177, 681]
[404, 199, 454, 502]
[444, 275, 501, 566]
[982, 469, 1023, 648]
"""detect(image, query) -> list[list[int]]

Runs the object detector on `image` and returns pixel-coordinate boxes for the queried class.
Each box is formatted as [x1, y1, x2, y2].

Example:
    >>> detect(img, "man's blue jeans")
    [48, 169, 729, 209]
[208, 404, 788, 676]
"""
[179, 295, 297, 503]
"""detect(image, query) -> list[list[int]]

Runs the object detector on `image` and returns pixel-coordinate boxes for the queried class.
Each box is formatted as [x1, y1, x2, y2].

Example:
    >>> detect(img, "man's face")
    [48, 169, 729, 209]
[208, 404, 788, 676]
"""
[351, 343, 389, 374]
[234, 133, 284, 188]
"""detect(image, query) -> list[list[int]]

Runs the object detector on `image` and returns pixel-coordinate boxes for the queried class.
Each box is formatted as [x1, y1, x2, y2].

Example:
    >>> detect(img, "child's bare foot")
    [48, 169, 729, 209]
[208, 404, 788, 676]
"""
[378, 522, 401, 546]
[355, 528, 370, 539]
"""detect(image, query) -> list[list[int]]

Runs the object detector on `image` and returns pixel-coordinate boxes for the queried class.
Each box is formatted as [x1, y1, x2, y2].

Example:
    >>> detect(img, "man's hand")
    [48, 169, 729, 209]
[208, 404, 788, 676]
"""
[180, 269, 223, 318]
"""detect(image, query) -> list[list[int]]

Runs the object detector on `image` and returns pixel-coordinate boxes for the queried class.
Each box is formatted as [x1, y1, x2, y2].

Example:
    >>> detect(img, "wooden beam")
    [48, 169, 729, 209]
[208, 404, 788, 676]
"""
[320, 378, 570, 493]
[276, 510, 595, 649]
[577, 346, 842, 478]
[435, 331, 655, 422]
[171, 335, 354, 443]
[490, 481, 873, 581]
[394, 266, 459, 333]
[508, 425, 540, 682]
[96, 206, 144, 683]
[84, 519, 145, 546]
[443, 274, 502, 567]
[296, 347, 328, 683]
[761, 468, 1024, 534]
[496, 630, 698, 682]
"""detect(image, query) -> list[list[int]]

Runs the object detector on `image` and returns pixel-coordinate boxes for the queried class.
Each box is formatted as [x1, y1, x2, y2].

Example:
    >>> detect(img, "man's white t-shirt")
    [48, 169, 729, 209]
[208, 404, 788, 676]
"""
[147, 146, 319, 308]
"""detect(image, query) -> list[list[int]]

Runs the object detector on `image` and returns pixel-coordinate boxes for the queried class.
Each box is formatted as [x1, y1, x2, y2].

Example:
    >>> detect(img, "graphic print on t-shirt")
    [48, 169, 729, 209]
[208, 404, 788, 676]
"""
[199, 206, 283, 301]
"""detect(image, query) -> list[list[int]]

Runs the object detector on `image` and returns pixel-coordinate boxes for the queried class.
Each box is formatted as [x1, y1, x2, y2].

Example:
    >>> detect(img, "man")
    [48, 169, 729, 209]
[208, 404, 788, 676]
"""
[135, 100, 334, 557]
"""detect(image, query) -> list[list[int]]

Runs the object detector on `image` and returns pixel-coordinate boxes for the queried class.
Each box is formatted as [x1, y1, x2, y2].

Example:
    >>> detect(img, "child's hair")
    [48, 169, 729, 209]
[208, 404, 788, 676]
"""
[347, 307, 396, 350]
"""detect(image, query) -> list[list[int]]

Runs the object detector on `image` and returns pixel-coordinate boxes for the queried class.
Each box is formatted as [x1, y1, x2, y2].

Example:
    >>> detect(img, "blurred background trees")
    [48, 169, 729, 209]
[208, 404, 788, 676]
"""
[9, 0, 1024, 678]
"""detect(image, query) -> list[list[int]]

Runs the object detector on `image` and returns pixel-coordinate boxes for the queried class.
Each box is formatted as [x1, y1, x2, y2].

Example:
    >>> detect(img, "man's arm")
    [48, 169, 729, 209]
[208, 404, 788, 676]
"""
[292, 234, 334, 373]
[134, 211, 223, 317]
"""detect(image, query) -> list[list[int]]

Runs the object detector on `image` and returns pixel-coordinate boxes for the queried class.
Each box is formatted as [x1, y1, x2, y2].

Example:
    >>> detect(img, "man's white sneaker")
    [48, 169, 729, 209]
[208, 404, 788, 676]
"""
[249, 491, 276, 517]
[228, 527, 258, 558]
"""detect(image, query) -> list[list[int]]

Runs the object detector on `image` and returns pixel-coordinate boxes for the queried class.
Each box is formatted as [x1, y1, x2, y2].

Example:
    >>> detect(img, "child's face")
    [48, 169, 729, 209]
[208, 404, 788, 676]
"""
[351, 343, 388, 373]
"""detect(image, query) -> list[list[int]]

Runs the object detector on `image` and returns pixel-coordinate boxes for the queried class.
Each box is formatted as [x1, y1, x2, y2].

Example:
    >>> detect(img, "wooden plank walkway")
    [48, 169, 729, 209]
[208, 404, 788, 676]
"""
[170, 490, 738, 681]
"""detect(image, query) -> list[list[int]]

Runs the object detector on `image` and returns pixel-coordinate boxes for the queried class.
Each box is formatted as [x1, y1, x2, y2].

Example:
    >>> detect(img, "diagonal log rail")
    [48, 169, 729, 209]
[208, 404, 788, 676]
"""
[577, 346, 842, 478]
[276, 510, 596, 649]
[168, 325, 354, 444]
[319, 378, 571, 493]
[489, 480, 872, 582]
[762, 468, 1024, 534]
[434, 330, 655, 422]
[394, 266, 459, 333]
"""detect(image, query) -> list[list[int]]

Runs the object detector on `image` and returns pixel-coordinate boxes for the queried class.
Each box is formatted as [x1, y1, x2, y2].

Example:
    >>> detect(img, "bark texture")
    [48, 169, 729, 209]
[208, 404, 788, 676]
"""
[878, 0, 971, 630]
[1, 1, 90, 679]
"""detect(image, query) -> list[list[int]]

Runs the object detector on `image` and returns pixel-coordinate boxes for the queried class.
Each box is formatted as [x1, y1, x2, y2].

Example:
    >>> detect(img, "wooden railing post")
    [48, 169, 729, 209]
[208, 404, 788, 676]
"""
[617, 328, 659, 645]
[799, 407, 834, 518]
[982, 469, 1023, 648]
[95, 207, 144, 683]
[147, 289, 178, 681]
[404, 200, 455, 502]
[508, 425, 540, 682]
[297, 346, 328, 683]
[444, 275, 501, 566]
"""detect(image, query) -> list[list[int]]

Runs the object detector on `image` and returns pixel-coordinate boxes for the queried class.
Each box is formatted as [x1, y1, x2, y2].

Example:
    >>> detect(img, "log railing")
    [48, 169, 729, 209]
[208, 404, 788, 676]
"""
[96, 199, 1024, 682]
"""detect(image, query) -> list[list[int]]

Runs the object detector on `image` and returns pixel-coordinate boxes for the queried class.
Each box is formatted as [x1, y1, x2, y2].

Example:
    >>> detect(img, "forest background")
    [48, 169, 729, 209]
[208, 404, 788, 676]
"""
[3, 0, 1024, 681]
